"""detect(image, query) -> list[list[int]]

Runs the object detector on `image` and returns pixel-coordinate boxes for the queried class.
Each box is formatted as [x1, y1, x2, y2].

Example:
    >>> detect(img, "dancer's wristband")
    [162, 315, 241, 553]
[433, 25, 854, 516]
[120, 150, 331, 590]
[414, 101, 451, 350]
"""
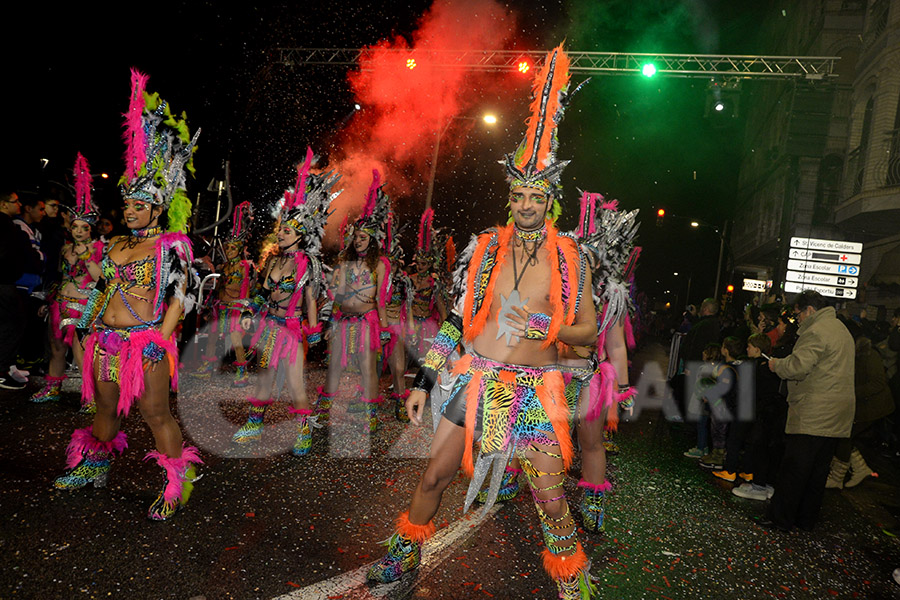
[524, 311, 552, 341]
[142, 341, 166, 363]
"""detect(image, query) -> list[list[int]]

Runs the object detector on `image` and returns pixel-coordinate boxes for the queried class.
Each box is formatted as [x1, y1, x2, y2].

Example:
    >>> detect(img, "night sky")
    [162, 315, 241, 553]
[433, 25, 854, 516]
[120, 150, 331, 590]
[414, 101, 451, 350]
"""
[7, 0, 777, 307]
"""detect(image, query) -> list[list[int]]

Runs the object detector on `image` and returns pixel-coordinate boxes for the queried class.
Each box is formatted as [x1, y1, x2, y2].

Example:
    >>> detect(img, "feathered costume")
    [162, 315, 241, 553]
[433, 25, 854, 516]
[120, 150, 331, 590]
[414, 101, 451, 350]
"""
[194, 201, 258, 384]
[329, 170, 392, 370]
[56, 68, 203, 521]
[369, 45, 598, 598]
[234, 148, 339, 454]
[248, 147, 338, 370]
[31, 154, 105, 407]
[569, 191, 640, 429]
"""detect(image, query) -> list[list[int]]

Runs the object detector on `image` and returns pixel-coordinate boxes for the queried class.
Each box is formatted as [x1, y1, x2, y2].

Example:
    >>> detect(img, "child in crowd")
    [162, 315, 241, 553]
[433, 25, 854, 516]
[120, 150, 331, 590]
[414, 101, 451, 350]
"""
[684, 343, 723, 459]
[699, 337, 743, 470]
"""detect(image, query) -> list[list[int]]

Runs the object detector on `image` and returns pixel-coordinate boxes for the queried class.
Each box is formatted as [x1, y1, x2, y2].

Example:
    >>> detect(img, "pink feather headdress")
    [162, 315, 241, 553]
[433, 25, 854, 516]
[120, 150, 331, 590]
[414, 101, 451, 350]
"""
[122, 68, 149, 183]
[69, 153, 99, 225]
[353, 169, 390, 241]
[416, 208, 434, 252]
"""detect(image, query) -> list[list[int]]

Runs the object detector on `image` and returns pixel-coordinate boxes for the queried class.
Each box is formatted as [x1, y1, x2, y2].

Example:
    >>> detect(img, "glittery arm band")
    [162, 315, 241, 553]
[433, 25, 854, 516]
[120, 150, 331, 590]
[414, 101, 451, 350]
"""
[525, 311, 552, 341]
[411, 312, 463, 394]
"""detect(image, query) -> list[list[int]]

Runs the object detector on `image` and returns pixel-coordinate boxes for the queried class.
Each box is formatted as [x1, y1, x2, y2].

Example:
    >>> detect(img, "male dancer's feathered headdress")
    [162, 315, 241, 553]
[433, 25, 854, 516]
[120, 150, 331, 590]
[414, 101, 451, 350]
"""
[280, 147, 341, 257]
[502, 44, 583, 222]
[68, 153, 99, 225]
[119, 68, 200, 233]
[352, 169, 390, 242]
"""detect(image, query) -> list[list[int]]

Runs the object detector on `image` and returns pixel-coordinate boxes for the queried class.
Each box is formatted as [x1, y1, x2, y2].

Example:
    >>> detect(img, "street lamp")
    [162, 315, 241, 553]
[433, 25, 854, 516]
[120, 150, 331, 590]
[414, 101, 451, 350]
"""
[424, 112, 497, 210]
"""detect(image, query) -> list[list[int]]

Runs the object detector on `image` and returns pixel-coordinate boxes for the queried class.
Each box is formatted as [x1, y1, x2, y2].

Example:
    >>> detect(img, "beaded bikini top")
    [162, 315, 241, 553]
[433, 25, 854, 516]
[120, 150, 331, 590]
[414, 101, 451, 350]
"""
[101, 254, 157, 289]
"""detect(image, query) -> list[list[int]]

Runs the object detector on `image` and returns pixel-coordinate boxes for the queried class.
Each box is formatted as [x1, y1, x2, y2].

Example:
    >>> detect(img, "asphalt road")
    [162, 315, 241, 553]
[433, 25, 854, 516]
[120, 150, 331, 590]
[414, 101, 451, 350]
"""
[2, 341, 900, 599]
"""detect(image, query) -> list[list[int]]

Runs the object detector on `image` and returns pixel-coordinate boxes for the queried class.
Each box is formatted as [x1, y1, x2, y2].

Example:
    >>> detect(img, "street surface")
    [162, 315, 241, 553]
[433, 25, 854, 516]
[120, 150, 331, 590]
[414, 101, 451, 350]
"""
[2, 341, 899, 599]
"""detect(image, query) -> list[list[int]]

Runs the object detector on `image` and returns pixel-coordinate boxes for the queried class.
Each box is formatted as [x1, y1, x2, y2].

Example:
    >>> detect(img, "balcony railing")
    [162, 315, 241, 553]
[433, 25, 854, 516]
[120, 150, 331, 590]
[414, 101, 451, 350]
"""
[843, 146, 864, 197]
[886, 129, 900, 187]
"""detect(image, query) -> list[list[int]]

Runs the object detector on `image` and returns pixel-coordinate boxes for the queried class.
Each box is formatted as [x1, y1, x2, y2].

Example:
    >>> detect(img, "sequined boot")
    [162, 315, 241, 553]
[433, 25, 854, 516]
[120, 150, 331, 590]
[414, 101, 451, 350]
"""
[54, 427, 127, 490]
[314, 385, 336, 424]
[476, 465, 522, 503]
[544, 543, 597, 600]
[578, 480, 611, 533]
[145, 445, 203, 521]
[366, 511, 435, 583]
[288, 407, 313, 456]
[192, 355, 217, 378]
[232, 398, 272, 444]
[232, 361, 250, 388]
[79, 396, 97, 415]
[30, 375, 66, 403]
[391, 390, 411, 423]
[362, 396, 381, 433]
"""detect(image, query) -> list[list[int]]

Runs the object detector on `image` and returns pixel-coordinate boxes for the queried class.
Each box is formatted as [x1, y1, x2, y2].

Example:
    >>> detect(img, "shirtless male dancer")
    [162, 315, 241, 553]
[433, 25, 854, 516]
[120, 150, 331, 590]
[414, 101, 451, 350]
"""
[367, 45, 601, 599]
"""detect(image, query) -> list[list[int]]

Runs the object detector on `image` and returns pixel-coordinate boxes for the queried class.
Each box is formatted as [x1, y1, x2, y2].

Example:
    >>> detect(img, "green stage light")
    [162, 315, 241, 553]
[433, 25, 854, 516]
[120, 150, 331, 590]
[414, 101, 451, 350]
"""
[641, 63, 657, 77]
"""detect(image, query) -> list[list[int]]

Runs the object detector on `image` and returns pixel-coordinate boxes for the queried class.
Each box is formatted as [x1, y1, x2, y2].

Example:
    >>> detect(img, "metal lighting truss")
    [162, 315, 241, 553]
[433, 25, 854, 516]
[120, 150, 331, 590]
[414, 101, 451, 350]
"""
[277, 48, 838, 80]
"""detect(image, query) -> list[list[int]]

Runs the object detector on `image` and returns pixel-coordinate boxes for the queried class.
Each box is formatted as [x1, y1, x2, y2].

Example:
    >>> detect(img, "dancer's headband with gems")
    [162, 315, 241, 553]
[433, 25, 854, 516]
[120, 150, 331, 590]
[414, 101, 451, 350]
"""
[279, 147, 341, 257]
[119, 68, 200, 233]
[502, 44, 586, 223]
[66, 153, 99, 226]
[352, 169, 390, 241]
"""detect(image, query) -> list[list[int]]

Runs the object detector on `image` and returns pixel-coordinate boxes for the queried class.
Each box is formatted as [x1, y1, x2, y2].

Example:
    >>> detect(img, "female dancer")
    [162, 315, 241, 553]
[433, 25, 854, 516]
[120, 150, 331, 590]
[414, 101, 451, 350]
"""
[31, 154, 104, 412]
[53, 69, 202, 521]
[232, 148, 337, 455]
[316, 171, 390, 432]
[194, 201, 256, 387]
[567, 193, 639, 532]
[409, 209, 447, 364]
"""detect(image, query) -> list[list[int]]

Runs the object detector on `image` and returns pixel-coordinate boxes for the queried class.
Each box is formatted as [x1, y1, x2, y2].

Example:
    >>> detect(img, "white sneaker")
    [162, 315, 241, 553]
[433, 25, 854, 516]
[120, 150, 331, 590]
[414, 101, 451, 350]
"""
[9, 365, 29, 383]
[732, 483, 768, 501]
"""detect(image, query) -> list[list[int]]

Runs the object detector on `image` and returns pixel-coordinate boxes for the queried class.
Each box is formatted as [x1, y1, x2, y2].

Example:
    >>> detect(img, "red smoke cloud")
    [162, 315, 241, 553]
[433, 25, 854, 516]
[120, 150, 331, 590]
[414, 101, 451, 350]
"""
[324, 0, 520, 245]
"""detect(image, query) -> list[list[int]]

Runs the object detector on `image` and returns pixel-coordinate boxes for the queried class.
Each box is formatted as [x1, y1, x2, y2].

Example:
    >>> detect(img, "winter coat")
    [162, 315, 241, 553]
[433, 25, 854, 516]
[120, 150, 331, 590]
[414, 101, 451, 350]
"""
[854, 347, 895, 423]
[771, 306, 855, 438]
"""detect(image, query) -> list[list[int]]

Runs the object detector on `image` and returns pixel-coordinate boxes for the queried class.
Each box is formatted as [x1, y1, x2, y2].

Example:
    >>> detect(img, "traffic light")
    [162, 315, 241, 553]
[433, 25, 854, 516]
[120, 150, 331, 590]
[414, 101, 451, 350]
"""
[656, 208, 665, 227]
[726, 284, 735, 294]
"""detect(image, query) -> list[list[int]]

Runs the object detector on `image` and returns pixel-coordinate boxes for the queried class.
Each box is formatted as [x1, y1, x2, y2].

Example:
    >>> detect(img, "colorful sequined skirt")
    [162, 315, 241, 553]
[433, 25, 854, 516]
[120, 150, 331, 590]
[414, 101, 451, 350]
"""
[250, 313, 307, 370]
[441, 352, 573, 477]
[82, 324, 178, 417]
[211, 299, 248, 336]
[334, 309, 380, 368]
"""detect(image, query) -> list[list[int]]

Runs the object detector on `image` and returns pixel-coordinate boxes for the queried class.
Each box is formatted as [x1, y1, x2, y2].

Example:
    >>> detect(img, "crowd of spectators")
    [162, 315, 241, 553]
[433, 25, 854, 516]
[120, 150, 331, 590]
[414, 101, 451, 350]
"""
[671, 290, 899, 533]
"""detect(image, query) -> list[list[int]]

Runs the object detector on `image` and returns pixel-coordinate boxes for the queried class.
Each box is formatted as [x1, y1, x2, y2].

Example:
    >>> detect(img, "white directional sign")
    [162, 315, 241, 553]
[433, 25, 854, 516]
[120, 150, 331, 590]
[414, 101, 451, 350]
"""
[787, 259, 860, 276]
[790, 237, 863, 253]
[742, 278, 769, 292]
[784, 237, 863, 299]
[785, 281, 857, 299]
[787, 248, 861, 264]
[786, 270, 858, 288]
